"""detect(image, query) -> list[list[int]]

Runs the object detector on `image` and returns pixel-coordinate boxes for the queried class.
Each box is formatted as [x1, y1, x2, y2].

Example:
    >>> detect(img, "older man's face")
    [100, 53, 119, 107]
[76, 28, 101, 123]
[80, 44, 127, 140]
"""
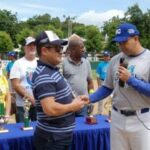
[73, 41, 85, 58]
[24, 43, 36, 57]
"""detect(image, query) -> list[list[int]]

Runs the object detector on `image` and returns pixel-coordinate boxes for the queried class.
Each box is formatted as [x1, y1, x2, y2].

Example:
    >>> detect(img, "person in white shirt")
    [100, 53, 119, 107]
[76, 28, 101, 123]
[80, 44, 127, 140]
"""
[10, 36, 37, 122]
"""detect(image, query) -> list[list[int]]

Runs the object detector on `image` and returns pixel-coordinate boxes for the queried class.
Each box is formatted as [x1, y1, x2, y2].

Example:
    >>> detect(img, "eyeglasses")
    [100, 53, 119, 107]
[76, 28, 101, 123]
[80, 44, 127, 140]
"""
[45, 45, 63, 53]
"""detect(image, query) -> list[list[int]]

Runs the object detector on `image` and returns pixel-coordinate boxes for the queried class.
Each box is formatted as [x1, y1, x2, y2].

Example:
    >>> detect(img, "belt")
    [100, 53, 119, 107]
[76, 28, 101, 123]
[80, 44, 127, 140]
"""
[113, 106, 150, 117]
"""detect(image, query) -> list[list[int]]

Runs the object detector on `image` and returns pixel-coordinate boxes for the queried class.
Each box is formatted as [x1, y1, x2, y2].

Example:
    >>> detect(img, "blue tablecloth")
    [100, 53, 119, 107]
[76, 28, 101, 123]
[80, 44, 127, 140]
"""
[0, 115, 110, 150]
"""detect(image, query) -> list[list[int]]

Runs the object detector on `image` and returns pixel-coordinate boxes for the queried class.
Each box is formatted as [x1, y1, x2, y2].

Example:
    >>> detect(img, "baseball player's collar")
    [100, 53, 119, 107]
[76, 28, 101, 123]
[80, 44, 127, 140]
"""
[129, 49, 146, 57]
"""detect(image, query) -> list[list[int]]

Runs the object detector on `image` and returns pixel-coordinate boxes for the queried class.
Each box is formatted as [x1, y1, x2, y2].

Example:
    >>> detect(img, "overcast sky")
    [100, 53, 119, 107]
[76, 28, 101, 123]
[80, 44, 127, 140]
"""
[0, 0, 149, 27]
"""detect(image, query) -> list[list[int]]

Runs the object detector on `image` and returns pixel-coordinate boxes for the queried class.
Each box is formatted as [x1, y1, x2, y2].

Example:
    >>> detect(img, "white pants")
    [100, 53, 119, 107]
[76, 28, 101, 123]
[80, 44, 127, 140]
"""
[111, 109, 150, 150]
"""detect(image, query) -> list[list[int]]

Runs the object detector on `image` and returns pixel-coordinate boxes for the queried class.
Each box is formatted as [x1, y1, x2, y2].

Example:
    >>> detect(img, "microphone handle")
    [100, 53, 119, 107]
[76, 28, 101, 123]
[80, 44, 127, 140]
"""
[119, 79, 125, 87]
[119, 62, 128, 87]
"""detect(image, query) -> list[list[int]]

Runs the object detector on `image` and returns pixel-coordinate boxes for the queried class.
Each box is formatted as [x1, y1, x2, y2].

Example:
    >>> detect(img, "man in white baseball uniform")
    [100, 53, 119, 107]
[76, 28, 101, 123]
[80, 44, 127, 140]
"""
[84, 23, 150, 150]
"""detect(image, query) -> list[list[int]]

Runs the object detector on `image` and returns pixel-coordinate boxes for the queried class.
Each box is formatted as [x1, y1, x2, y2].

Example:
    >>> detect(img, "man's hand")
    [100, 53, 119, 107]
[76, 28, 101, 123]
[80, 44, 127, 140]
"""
[71, 97, 85, 112]
[78, 95, 90, 105]
[24, 95, 35, 106]
[119, 66, 131, 82]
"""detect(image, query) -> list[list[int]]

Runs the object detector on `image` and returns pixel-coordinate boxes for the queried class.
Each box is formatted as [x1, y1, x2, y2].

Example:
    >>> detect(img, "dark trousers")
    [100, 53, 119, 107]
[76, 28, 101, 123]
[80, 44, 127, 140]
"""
[33, 128, 72, 150]
[15, 106, 37, 123]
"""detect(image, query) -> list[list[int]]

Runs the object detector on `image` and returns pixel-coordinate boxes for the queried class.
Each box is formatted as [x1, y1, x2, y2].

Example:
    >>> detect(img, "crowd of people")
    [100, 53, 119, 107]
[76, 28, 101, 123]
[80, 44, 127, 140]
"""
[0, 22, 150, 150]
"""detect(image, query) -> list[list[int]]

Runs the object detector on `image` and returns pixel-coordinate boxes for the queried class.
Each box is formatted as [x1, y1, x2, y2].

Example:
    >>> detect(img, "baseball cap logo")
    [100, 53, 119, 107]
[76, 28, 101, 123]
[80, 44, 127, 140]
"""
[40, 38, 49, 44]
[116, 29, 121, 35]
[128, 29, 135, 34]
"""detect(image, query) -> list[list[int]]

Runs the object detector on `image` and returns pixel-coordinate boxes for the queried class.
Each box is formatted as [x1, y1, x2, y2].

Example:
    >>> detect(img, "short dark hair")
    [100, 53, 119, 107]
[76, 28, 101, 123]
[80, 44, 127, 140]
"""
[68, 40, 83, 50]
[36, 44, 43, 57]
[36, 43, 52, 57]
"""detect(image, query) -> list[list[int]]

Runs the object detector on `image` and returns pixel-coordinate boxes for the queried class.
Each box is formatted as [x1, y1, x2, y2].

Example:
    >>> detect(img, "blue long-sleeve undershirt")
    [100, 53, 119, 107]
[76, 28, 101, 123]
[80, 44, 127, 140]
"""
[90, 76, 150, 103]
[127, 76, 150, 96]
[90, 86, 113, 103]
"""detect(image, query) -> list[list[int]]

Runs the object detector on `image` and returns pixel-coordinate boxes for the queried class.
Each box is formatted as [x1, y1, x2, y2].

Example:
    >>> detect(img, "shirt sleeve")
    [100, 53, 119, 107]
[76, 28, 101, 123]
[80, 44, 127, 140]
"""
[9, 61, 21, 79]
[127, 76, 150, 96]
[33, 75, 56, 100]
[89, 86, 113, 103]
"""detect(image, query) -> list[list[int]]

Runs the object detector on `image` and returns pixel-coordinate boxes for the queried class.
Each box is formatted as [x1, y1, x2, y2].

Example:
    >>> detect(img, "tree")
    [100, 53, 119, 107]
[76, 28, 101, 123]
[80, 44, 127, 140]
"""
[0, 9, 18, 47]
[16, 28, 34, 48]
[124, 4, 143, 26]
[0, 31, 14, 53]
[51, 17, 61, 29]
[26, 14, 51, 28]
[85, 25, 103, 52]
[73, 24, 86, 38]
[140, 10, 150, 49]
[102, 16, 122, 54]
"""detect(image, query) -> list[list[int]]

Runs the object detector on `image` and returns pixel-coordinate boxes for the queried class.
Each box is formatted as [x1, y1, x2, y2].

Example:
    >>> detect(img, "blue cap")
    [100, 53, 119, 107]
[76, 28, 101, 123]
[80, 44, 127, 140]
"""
[103, 51, 110, 56]
[112, 23, 140, 42]
[7, 51, 17, 57]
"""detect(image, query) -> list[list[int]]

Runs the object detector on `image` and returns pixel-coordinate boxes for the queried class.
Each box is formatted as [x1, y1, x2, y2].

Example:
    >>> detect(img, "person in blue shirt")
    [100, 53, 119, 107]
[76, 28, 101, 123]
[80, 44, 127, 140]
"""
[6, 51, 17, 78]
[96, 51, 111, 86]
[96, 51, 111, 114]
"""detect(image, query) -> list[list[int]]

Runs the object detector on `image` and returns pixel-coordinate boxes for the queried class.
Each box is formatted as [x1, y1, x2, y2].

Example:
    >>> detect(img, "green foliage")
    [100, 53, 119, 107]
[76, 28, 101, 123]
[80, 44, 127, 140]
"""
[85, 25, 103, 52]
[124, 4, 143, 24]
[16, 28, 35, 46]
[0, 31, 14, 53]
[73, 24, 86, 38]
[51, 17, 61, 29]
[102, 16, 122, 53]
[0, 9, 18, 47]
[0, 4, 150, 55]
[27, 14, 51, 28]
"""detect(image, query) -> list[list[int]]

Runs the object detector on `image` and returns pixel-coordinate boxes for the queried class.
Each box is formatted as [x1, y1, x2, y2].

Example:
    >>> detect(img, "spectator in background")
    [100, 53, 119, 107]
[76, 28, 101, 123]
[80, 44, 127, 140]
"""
[5, 51, 17, 116]
[96, 51, 111, 86]
[10, 36, 37, 123]
[96, 51, 111, 114]
[62, 34, 94, 117]
[6, 51, 17, 78]
[0, 57, 11, 121]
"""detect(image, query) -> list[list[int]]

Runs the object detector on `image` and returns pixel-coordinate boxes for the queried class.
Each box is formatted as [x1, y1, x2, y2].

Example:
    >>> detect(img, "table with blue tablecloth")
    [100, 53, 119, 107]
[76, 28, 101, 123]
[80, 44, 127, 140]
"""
[0, 115, 110, 150]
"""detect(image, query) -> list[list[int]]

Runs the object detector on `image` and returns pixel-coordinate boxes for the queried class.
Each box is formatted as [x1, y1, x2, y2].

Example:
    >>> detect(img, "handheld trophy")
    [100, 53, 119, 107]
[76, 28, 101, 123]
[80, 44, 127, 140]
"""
[0, 89, 9, 133]
[22, 97, 33, 130]
[85, 89, 97, 124]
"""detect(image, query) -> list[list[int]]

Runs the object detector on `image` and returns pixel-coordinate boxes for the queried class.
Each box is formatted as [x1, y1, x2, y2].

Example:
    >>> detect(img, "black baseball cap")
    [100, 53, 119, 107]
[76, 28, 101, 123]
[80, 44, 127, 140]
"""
[36, 31, 68, 47]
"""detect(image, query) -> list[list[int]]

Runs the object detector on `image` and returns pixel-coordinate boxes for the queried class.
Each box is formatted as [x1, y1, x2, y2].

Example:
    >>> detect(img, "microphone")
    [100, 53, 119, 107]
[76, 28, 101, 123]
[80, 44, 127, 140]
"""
[119, 57, 128, 87]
